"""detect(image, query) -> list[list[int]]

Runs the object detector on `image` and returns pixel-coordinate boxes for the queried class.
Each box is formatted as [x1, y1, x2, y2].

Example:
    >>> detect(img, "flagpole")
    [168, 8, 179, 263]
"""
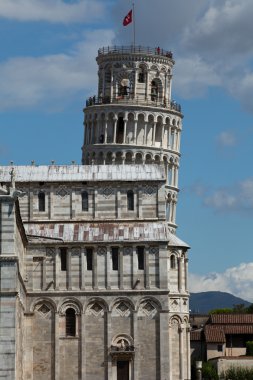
[133, 1, 136, 48]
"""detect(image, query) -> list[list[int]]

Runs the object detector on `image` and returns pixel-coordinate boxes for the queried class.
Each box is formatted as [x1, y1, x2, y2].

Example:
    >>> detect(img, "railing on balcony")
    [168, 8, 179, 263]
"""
[85, 95, 181, 113]
[98, 45, 173, 59]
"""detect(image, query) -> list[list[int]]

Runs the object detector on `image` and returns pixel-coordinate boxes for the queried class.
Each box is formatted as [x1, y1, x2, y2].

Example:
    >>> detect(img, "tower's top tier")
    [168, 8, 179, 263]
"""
[85, 45, 180, 112]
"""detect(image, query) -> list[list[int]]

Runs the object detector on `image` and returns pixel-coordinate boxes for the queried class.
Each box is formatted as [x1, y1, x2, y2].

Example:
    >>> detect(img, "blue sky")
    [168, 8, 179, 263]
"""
[1, 0, 253, 300]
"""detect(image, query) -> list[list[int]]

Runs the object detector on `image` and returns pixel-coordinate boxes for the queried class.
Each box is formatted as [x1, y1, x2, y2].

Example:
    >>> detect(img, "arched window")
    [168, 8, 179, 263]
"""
[170, 254, 176, 269]
[38, 192, 45, 212]
[151, 80, 158, 101]
[127, 190, 134, 211]
[81, 191, 88, 211]
[66, 308, 76, 336]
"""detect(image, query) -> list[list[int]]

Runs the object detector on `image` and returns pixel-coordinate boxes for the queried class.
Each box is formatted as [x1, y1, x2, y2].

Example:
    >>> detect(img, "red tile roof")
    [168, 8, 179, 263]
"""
[204, 326, 226, 343]
[210, 314, 253, 324]
[190, 330, 203, 341]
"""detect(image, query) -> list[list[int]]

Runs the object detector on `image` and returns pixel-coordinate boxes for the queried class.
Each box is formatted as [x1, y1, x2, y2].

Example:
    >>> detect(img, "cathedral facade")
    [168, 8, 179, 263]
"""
[0, 46, 190, 380]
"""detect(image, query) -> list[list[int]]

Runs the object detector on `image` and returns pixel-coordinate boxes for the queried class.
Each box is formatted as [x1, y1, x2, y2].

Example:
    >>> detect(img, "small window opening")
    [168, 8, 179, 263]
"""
[81, 191, 88, 211]
[116, 117, 124, 144]
[66, 308, 76, 336]
[127, 190, 134, 211]
[86, 248, 93, 271]
[38, 192, 45, 212]
[170, 254, 176, 269]
[60, 248, 67, 271]
[151, 80, 158, 101]
[112, 247, 119, 271]
[217, 344, 223, 352]
[138, 71, 145, 83]
[137, 246, 144, 270]
[86, 248, 93, 270]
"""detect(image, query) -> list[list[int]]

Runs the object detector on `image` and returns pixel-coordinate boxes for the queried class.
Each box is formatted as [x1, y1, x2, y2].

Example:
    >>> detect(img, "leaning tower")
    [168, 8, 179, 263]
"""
[0, 46, 190, 380]
[83, 46, 182, 232]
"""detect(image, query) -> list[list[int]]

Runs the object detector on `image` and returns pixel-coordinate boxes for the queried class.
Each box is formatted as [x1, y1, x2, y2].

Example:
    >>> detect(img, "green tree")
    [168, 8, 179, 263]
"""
[201, 362, 218, 380]
[209, 308, 233, 314]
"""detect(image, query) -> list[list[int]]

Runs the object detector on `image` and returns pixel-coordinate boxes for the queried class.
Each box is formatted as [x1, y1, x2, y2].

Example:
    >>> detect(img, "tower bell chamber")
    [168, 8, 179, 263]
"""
[82, 46, 182, 168]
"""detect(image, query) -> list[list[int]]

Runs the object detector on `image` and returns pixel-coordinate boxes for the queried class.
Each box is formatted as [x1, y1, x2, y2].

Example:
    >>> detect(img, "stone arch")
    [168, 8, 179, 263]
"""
[115, 151, 123, 164]
[135, 152, 143, 164]
[125, 151, 133, 164]
[145, 153, 153, 164]
[170, 315, 182, 325]
[137, 296, 162, 311]
[111, 333, 134, 347]
[85, 298, 108, 317]
[154, 155, 160, 164]
[30, 297, 57, 313]
[116, 71, 133, 97]
[106, 151, 113, 164]
[150, 64, 159, 71]
[138, 63, 148, 84]
[150, 77, 163, 102]
[58, 298, 82, 315]
[110, 297, 135, 314]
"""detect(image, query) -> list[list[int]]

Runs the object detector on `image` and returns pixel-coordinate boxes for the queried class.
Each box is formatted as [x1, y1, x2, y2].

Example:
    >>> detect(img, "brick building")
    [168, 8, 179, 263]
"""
[0, 46, 190, 380]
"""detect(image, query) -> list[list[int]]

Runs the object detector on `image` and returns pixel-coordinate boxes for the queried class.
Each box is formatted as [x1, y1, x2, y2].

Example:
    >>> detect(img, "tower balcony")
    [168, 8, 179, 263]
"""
[97, 45, 173, 60]
[85, 95, 181, 113]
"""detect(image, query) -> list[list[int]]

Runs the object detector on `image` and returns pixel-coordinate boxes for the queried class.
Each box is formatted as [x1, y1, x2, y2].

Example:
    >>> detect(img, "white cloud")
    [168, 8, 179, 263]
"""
[217, 131, 237, 147]
[0, 0, 105, 23]
[113, 0, 253, 112]
[203, 178, 253, 212]
[174, 55, 221, 98]
[189, 262, 253, 302]
[0, 30, 115, 110]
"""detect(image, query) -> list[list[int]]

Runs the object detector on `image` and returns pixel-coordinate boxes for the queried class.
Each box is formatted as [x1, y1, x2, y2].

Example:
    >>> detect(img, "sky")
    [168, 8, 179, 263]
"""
[1, 0, 253, 301]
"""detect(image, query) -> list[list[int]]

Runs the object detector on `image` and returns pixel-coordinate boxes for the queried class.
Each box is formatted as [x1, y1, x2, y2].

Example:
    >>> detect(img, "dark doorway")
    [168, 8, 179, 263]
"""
[117, 361, 129, 380]
[116, 117, 124, 144]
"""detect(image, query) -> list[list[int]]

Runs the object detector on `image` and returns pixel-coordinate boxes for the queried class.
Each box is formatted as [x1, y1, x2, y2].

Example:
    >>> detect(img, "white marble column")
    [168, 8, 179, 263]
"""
[168, 125, 172, 149]
[42, 257, 46, 290]
[179, 325, 185, 380]
[106, 246, 111, 289]
[54, 248, 60, 290]
[143, 120, 147, 145]
[93, 247, 98, 290]
[54, 312, 60, 380]
[184, 257, 189, 292]
[152, 121, 157, 146]
[104, 117, 108, 143]
[123, 118, 127, 144]
[81, 247, 86, 290]
[178, 256, 183, 292]
[81, 311, 86, 380]
[106, 311, 113, 379]
[144, 246, 150, 289]
[134, 119, 138, 144]
[119, 246, 124, 290]
[67, 248, 72, 290]
[113, 117, 117, 143]
[161, 124, 165, 147]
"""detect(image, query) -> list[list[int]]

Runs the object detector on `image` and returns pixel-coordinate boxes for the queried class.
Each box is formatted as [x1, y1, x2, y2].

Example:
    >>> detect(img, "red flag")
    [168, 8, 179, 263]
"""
[123, 9, 132, 26]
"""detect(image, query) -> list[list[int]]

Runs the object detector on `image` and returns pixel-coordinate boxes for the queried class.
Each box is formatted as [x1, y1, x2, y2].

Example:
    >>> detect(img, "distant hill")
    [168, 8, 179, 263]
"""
[190, 291, 251, 314]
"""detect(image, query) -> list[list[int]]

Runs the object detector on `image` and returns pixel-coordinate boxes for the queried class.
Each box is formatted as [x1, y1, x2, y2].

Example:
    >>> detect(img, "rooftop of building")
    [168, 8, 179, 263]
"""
[0, 164, 165, 183]
[26, 221, 189, 246]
